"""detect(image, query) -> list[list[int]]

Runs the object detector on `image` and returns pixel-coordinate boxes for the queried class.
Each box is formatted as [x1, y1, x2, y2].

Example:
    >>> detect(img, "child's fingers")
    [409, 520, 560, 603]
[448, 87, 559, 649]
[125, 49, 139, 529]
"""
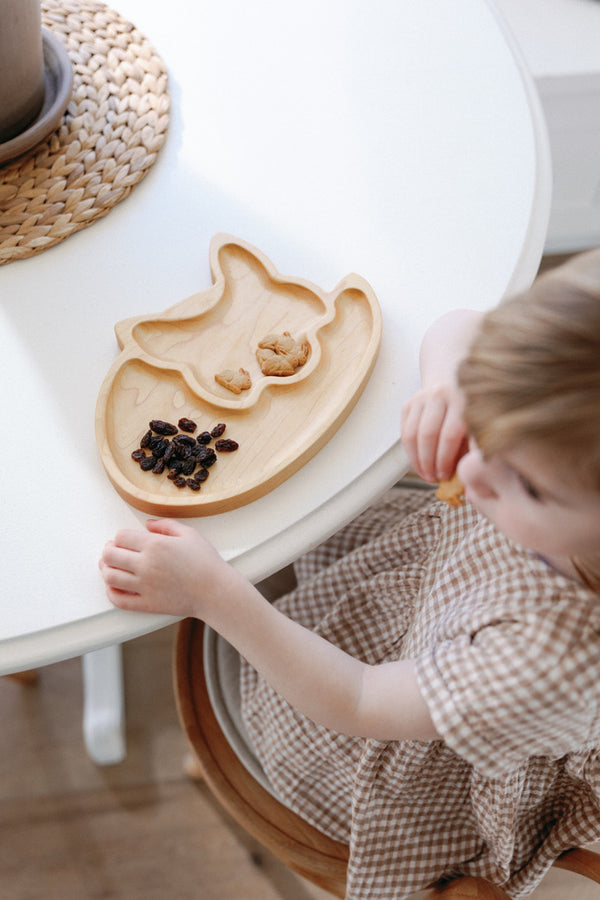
[146, 518, 185, 537]
[101, 542, 139, 574]
[104, 583, 144, 610]
[402, 393, 467, 483]
[402, 391, 447, 482]
[112, 528, 148, 552]
[401, 395, 431, 479]
[400, 410, 417, 473]
[99, 558, 140, 594]
[435, 408, 468, 481]
[414, 397, 449, 482]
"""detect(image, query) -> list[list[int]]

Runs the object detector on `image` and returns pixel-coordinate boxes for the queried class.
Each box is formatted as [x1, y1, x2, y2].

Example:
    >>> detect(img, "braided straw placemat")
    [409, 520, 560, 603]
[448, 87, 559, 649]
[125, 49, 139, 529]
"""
[0, 0, 170, 265]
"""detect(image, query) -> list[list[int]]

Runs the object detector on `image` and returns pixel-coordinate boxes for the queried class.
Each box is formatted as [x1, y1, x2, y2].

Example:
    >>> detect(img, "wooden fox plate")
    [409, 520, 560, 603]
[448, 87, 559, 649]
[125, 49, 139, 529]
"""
[95, 234, 382, 516]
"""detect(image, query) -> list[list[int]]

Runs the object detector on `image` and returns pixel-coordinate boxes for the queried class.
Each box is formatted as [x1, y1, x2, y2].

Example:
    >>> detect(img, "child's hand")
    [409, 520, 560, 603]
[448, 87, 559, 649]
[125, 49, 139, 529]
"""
[100, 520, 440, 744]
[401, 308, 482, 482]
[99, 518, 237, 619]
[401, 382, 467, 483]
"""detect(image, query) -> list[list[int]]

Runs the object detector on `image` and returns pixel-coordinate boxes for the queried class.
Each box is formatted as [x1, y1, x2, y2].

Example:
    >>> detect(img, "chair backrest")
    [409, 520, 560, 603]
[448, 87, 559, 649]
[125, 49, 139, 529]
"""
[173, 617, 600, 900]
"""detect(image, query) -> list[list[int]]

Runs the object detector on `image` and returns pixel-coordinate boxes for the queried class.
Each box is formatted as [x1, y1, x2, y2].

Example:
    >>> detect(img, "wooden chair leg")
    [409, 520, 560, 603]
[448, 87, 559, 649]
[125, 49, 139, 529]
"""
[183, 750, 205, 781]
[4, 670, 39, 685]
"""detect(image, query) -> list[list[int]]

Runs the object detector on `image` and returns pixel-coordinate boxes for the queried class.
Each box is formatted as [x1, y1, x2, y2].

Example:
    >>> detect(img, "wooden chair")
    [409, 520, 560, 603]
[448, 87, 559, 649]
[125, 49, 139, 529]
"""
[174, 618, 600, 899]
[4, 670, 38, 685]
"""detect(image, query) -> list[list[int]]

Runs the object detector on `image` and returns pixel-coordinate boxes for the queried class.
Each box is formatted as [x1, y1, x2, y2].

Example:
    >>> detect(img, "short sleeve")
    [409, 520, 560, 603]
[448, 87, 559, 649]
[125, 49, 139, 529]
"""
[415, 612, 600, 779]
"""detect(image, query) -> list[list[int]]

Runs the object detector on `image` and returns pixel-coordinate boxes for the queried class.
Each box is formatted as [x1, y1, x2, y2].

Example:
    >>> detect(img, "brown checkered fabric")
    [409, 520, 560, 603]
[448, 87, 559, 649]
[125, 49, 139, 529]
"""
[240, 487, 600, 898]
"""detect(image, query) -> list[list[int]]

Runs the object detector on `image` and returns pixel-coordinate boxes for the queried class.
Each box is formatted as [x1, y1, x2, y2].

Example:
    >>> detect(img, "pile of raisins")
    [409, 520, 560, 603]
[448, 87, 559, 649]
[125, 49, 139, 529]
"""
[131, 418, 238, 491]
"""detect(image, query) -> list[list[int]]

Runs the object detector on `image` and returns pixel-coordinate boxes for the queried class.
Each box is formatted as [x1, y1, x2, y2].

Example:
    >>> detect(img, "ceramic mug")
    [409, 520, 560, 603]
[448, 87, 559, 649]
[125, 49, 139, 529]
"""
[0, 0, 45, 144]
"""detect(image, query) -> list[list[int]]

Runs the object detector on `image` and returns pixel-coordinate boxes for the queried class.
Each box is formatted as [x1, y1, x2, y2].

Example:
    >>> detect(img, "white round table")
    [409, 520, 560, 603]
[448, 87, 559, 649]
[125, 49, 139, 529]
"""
[0, 0, 551, 761]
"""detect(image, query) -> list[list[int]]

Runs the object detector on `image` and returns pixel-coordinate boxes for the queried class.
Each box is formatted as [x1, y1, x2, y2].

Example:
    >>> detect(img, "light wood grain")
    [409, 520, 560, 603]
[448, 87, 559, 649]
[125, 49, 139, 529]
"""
[95, 234, 382, 516]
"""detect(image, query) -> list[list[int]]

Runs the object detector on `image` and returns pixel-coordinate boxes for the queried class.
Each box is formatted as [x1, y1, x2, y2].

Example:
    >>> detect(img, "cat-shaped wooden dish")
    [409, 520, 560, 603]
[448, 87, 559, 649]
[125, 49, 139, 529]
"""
[95, 234, 382, 516]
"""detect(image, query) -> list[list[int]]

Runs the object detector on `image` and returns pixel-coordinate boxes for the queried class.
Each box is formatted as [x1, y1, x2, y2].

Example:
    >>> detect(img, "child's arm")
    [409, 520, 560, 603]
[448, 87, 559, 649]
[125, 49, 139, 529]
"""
[401, 308, 483, 482]
[99, 519, 440, 742]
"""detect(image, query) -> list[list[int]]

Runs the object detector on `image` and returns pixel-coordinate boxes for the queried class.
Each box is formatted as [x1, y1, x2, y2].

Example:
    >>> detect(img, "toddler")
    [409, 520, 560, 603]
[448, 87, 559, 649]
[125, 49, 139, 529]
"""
[100, 249, 600, 899]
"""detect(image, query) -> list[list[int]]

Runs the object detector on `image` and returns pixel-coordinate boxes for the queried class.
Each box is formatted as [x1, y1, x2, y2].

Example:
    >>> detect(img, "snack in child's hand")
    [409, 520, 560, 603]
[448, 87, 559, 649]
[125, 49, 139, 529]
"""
[436, 472, 465, 507]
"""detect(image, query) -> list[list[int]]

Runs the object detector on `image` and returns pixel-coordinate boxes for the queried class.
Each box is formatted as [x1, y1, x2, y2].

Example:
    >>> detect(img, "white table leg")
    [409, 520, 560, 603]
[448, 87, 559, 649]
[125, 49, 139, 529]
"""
[82, 644, 126, 765]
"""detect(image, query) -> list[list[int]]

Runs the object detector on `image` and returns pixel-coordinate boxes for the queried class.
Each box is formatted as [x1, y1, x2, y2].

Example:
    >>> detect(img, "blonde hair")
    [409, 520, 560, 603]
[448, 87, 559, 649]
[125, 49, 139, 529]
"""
[458, 249, 600, 488]
[458, 249, 600, 590]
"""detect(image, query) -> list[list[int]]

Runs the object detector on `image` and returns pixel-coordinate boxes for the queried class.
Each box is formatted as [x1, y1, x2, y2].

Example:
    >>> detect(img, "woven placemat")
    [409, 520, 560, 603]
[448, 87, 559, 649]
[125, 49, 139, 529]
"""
[0, 0, 170, 265]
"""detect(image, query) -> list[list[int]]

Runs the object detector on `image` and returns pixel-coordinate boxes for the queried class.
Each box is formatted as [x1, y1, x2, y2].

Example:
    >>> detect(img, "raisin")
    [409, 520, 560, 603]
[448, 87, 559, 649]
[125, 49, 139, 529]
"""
[149, 420, 178, 435]
[136, 416, 235, 492]
[200, 449, 217, 468]
[194, 445, 212, 462]
[215, 438, 238, 452]
[181, 458, 196, 476]
[151, 438, 169, 458]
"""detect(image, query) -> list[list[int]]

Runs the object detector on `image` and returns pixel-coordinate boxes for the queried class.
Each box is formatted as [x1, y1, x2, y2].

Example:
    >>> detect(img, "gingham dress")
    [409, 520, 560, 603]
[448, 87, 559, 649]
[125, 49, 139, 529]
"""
[240, 487, 600, 899]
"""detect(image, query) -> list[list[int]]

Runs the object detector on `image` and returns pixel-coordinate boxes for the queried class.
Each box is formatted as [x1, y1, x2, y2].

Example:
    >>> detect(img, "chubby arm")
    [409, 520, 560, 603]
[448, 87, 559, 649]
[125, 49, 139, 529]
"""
[99, 519, 439, 742]
[232, 594, 438, 741]
[401, 309, 483, 482]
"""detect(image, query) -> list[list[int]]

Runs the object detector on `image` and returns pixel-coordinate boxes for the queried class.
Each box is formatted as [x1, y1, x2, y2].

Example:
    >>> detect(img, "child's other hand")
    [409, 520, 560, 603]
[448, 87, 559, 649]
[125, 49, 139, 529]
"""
[99, 518, 235, 619]
[401, 383, 467, 483]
